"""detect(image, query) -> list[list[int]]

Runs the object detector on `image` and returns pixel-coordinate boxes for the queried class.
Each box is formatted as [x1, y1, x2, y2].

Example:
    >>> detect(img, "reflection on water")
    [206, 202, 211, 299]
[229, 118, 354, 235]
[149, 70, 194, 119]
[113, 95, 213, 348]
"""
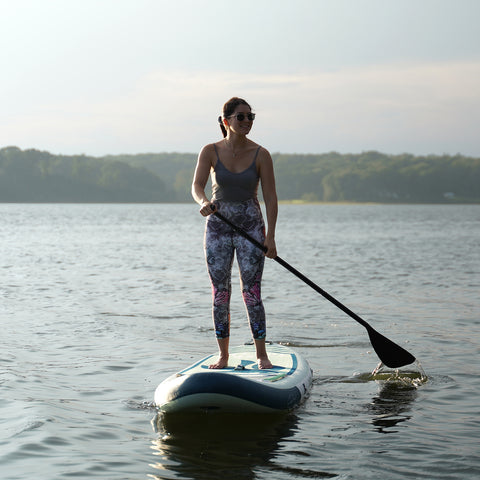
[354, 364, 427, 434]
[150, 410, 336, 479]
[368, 382, 418, 434]
[150, 412, 298, 480]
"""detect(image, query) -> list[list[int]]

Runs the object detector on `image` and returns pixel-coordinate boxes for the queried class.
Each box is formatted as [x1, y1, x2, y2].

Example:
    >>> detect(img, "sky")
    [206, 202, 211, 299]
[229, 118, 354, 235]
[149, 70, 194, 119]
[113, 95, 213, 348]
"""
[1, 0, 480, 157]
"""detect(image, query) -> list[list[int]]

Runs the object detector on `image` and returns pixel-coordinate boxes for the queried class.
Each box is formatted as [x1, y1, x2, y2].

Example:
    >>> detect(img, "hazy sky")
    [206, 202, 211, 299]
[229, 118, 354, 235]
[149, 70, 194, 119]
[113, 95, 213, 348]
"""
[2, 0, 479, 156]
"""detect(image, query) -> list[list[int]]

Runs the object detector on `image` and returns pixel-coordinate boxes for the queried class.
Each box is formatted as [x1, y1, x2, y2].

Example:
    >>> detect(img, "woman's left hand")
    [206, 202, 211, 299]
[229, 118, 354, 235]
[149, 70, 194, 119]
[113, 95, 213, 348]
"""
[199, 201, 215, 217]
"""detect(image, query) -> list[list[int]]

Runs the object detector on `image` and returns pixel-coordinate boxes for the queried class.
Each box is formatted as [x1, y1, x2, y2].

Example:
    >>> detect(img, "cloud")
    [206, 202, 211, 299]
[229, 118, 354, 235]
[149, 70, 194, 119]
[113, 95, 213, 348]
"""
[2, 60, 479, 156]
[253, 60, 480, 154]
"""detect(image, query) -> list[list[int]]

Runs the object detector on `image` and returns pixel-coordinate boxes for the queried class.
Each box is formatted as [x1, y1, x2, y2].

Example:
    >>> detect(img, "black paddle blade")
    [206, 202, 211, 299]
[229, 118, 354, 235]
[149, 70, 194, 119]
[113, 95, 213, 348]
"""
[366, 325, 416, 368]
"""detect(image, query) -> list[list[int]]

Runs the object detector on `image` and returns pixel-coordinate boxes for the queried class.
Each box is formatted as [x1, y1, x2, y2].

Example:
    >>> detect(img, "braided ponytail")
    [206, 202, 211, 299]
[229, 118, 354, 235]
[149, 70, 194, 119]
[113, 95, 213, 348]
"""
[218, 116, 227, 138]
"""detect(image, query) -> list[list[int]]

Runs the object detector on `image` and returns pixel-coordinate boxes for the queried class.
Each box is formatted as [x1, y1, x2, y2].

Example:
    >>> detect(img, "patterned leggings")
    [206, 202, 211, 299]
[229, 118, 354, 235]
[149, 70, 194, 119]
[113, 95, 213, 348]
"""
[204, 199, 266, 339]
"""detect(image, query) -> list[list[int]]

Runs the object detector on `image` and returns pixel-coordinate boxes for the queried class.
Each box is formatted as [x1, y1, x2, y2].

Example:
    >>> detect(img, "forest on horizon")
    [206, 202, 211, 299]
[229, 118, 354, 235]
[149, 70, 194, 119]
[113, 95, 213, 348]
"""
[1, 146, 479, 204]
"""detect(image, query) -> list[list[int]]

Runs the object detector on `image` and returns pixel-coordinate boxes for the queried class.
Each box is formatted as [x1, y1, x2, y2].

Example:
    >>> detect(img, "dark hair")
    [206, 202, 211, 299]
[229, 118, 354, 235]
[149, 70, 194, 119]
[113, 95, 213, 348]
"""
[217, 97, 252, 137]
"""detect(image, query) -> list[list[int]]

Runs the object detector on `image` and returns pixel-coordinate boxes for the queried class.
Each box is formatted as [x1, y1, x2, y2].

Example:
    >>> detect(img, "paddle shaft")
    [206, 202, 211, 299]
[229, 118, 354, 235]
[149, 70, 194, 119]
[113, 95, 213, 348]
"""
[214, 210, 369, 329]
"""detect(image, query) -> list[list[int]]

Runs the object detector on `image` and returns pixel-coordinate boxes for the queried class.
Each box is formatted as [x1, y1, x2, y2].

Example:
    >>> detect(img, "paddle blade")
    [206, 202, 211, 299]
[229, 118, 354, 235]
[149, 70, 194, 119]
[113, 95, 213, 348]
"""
[366, 326, 416, 368]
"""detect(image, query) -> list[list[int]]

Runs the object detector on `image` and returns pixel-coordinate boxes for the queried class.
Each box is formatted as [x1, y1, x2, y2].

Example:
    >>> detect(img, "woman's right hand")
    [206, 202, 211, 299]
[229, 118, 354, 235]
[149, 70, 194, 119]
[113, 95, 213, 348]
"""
[199, 201, 215, 217]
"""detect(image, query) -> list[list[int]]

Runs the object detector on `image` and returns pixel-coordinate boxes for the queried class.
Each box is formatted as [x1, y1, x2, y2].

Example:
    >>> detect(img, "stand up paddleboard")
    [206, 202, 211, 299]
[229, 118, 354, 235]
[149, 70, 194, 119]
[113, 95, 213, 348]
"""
[155, 343, 312, 413]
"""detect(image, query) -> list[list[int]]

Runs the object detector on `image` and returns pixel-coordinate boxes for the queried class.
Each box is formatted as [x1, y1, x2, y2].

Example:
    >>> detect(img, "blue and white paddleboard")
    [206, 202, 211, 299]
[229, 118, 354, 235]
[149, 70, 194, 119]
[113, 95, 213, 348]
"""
[154, 343, 312, 413]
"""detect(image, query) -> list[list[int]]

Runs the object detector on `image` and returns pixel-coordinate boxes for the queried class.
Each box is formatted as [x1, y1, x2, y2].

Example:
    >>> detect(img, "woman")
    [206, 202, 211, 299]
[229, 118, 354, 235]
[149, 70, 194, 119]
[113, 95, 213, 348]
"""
[192, 97, 278, 369]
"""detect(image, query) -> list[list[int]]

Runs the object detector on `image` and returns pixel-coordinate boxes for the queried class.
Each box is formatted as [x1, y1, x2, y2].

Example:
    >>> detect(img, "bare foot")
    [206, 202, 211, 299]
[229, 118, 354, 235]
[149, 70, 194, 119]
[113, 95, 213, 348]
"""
[209, 356, 229, 369]
[210, 337, 229, 369]
[254, 339, 272, 369]
[257, 356, 273, 369]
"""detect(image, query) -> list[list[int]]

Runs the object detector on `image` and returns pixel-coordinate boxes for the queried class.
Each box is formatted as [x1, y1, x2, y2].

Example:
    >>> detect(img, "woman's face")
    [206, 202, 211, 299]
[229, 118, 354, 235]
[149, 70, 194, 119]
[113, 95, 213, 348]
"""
[226, 104, 254, 136]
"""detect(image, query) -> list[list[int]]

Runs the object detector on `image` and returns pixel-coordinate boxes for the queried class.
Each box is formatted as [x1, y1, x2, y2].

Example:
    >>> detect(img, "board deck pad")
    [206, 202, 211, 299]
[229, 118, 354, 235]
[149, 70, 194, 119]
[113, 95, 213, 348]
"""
[179, 344, 296, 380]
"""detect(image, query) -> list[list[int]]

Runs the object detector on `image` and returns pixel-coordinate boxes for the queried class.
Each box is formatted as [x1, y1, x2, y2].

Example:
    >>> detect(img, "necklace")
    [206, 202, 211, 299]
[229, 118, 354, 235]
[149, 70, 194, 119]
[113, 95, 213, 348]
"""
[224, 138, 242, 157]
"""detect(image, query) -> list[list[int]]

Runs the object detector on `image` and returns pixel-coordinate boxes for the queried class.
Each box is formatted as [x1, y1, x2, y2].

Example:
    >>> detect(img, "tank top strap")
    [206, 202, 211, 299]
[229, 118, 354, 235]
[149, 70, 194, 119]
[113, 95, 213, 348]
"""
[253, 146, 261, 164]
[213, 143, 221, 166]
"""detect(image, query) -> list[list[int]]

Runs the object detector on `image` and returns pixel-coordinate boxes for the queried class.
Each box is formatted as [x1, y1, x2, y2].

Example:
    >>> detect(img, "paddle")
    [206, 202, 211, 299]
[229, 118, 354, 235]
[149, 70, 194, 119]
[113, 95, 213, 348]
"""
[212, 209, 416, 368]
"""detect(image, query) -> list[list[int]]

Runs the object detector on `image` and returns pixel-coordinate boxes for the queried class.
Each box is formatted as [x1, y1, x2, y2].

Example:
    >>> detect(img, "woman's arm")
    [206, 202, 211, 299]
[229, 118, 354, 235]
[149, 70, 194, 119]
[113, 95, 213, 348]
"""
[258, 148, 278, 258]
[192, 144, 215, 216]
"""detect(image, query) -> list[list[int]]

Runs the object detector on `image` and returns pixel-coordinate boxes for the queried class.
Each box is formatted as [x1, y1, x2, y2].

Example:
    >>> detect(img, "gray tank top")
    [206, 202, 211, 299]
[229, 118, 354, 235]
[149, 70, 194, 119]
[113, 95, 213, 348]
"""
[211, 144, 261, 202]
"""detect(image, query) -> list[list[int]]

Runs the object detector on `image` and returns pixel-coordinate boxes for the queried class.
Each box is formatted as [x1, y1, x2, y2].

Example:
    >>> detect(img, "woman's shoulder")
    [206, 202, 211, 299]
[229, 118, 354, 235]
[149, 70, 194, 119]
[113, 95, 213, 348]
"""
[253, 143, 272, 163]
[243, 139, 268, 156]
[200, 142, 220, 153]
[199, 142, 221, 160]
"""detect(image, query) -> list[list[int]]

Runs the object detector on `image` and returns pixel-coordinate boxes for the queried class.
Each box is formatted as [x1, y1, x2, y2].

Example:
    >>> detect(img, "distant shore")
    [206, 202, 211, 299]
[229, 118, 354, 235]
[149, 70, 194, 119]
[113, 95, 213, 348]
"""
[1, 146, 479, 204]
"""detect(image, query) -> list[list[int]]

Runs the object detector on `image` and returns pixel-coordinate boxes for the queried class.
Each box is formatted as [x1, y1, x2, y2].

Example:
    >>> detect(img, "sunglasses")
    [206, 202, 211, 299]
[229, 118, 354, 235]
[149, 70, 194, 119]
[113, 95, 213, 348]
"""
[228, 112, 256, 122]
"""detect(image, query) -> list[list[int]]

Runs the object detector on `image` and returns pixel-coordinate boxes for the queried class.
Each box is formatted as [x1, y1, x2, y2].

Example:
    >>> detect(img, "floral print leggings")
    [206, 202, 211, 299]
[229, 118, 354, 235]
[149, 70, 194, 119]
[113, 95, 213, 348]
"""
[204, 199, 266, 339]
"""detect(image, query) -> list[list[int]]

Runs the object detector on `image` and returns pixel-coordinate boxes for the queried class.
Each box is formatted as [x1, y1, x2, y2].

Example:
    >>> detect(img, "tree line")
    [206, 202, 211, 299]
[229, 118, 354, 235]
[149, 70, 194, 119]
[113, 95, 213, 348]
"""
[1, 146, 479, 203]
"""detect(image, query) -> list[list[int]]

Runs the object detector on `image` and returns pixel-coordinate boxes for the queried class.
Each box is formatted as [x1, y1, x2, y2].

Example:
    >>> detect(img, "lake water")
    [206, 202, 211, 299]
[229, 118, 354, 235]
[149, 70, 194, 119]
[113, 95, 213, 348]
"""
[1, 203, 479, 480]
